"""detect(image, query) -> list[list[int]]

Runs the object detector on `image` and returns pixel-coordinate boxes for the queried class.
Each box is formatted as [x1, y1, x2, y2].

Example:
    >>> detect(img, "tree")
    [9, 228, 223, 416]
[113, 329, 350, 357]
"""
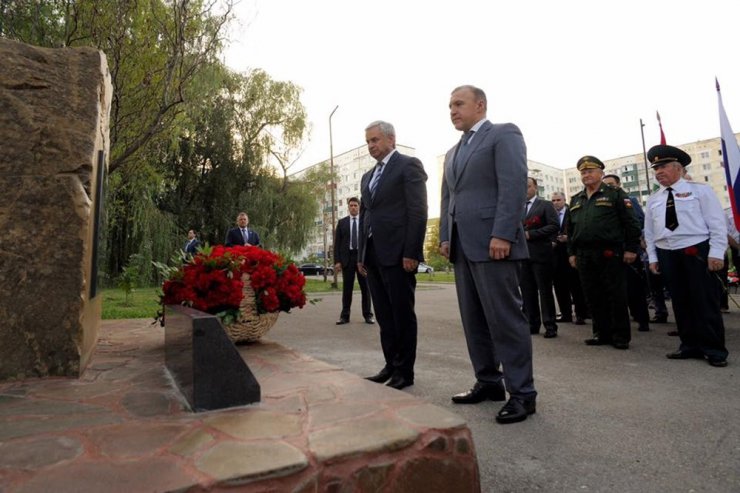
[1, 0, 234, 174]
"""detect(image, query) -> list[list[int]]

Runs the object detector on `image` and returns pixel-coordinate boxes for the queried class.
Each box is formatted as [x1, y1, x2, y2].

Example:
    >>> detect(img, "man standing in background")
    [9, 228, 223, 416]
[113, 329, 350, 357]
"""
[440, 85, 536, 424]
[551, 192, 587, 325]
[225, 212, 260, 247]
[644, 145, 728, 367]
[521, 177, 559, 338]
[334, 197, 374, 326]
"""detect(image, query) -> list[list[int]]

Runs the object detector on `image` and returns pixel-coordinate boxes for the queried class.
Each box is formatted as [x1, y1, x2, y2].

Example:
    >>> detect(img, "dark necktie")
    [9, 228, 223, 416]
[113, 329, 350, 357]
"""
[453, 130, 474, 172]
[241, 228, 248, 243]
[350, 218, 358, 250]
[369, 162, 384, 196]
[665, 187, 678, 231]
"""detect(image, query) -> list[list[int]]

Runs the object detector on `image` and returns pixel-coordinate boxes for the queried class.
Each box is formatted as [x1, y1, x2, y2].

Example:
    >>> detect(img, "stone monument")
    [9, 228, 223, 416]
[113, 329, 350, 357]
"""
[0, 39, 112, 380]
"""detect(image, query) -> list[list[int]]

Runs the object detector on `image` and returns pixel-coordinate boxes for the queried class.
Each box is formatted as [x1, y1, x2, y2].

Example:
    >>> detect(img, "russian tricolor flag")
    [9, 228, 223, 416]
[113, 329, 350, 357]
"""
[717, 78, 740, 230]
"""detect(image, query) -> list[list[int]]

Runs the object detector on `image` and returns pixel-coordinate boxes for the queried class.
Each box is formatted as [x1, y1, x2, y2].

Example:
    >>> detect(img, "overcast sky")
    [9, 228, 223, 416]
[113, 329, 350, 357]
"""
[223, 0, 740, 211]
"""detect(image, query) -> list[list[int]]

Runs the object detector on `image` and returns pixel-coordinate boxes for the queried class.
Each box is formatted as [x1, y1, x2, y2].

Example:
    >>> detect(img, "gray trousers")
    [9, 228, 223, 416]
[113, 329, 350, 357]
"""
[453, 238, 536, 399]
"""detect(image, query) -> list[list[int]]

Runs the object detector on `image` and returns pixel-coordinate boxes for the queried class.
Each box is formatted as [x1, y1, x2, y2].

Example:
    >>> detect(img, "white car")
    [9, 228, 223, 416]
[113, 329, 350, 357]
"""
[417, 262, 434, 274]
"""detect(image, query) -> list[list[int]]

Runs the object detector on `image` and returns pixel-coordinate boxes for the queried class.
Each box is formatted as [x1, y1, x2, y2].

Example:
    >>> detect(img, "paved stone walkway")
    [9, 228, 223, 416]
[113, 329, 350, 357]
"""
[0, 319, 478, 492]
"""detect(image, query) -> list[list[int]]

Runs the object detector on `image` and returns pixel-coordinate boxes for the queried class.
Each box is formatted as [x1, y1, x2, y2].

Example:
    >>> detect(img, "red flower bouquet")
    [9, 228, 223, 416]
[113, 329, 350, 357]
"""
[523, 216, 542, 229]
[160, 245, 306, 325]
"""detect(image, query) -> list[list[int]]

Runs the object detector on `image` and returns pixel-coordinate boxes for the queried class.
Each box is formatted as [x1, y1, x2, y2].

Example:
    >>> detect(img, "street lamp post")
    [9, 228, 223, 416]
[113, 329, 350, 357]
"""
[329, 105, 339, 289]
[640, 118, 651, 199]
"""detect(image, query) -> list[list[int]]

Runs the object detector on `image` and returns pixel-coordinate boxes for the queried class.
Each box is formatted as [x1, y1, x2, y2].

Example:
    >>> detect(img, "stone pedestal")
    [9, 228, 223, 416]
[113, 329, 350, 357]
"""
[0, 39, 112, 380]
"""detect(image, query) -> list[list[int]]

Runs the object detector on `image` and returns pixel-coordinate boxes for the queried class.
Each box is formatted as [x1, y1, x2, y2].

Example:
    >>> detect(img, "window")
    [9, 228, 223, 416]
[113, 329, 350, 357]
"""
[700, 151, 710, 159]
[704, 176, 710, 182]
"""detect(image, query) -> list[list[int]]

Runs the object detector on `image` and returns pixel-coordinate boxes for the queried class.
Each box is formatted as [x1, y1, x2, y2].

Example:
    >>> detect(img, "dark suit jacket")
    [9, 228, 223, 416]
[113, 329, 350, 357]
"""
[184, 239, 201, 255]
[224, 227, 260, 247]
[359, 150, 428, 266]
[523, 197, 559, 263]
[334, 215, 360, 267]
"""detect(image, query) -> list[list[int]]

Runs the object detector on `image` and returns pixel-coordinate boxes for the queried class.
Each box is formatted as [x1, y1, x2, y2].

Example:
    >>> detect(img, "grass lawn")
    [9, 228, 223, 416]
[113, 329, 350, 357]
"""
[101, 272, 456, 320]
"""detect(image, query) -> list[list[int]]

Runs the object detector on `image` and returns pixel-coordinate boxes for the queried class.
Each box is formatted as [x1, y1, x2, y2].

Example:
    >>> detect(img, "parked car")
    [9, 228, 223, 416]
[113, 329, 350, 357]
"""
[417, 262, 434, 274]
[298, 263, 334, 276]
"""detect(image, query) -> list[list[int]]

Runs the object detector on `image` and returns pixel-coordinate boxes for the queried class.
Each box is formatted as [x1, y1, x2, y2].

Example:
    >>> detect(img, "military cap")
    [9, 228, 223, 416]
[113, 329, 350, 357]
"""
[576, 155, 605, 171]
[647, 144, 691, 168]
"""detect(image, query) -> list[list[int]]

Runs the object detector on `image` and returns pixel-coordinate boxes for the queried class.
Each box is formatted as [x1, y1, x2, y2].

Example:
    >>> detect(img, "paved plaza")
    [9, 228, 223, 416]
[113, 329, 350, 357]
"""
[270, 281, 740, 493]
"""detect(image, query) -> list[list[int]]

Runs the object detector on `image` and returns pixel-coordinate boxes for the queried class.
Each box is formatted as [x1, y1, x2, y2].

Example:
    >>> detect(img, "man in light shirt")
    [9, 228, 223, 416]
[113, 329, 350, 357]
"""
[644, 145, 728, 367]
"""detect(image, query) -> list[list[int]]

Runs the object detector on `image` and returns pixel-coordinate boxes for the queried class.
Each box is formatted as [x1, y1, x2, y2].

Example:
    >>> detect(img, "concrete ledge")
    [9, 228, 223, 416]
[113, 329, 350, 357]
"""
[0, 319, 480, 492]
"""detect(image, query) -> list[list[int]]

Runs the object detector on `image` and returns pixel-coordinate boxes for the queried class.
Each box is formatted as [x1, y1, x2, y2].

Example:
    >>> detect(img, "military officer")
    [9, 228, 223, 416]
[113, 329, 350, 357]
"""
[567, 156, 642, 349]
[644, 144, 728, 367]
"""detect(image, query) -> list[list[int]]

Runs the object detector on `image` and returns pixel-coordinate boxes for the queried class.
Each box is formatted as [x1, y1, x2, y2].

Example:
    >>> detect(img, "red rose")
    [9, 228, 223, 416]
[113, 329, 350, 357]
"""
[684, 246, 699, 256]
[603, 249, 615, 258]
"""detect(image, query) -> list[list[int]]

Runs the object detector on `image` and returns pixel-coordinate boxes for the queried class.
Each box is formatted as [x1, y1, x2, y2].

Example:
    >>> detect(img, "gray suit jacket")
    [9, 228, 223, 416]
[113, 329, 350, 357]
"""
[440, 120, 529, 262]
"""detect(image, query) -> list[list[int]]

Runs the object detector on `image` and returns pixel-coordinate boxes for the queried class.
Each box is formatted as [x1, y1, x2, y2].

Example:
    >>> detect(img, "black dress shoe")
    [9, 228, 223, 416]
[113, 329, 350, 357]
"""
[707, 358, 728, 367]
[452, 382, 506, 404]
[386, 375, 413, 390]
[612, 341, 629, 350]
[364, 317, 375, 324]
[543, 329, 558, 338]
[555, 315, 572, 323]
[365, 368, 393, 383]
[574, 318, 586, 325]
[336, 318, 349, 325]
[666, 350, 702, 360]
[495, 397, 536, 424]
[584, 336, 610, 346]
[650, 315, 668, 324]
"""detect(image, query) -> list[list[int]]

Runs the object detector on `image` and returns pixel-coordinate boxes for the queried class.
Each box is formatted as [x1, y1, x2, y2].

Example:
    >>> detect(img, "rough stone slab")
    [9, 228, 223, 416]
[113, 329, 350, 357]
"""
[309, 417, 420, 463]
[195, 441, 308, 484]
[396, 403, 468, 430]
[204, 409, 303, 440]
[396, 456, 477, 493]
[0, 414, 122, 441]
[168, 428, 215, 457]
[86, 422, 186, 458]
[0, 436, 83, 469]
[13, 458, 196, 493]
[0, 395, 110, 417]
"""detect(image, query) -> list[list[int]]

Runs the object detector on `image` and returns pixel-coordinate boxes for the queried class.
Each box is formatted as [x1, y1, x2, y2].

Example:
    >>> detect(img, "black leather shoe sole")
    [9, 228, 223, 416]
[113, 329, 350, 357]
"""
[584, 337, 610, 346]
[336, 319, 349, 325]
[452, 384, 506, 404]
[543, 330, 558, 339]
[364, 318, 375, 324]
[386, 376, 413, 390]
[612, 342, 629, 350]
[496, 398, 536, 424]
[708, 359, 728, 367]
[666, 350, 702, 360]
[365, 369, 393, 383]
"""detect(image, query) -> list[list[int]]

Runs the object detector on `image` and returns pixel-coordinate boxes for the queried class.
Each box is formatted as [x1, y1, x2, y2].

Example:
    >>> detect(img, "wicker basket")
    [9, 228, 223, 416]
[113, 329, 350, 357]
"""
[223, 273, 279, 343]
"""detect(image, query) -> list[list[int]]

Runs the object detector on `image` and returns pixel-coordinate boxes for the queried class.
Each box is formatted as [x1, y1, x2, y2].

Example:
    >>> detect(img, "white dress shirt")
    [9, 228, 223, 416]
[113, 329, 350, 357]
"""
[644, 178, 728, 262]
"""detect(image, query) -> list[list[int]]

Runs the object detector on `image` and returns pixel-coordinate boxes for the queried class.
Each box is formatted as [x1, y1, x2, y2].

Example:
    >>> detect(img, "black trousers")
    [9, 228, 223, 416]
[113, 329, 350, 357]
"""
[657, 241, 727, 360]
[553, 247, 588, 320]
[521, 259, 557, 332]
[364, 238, 418, 379]
[576, 249, 631, 344]
[624, 261, 650, 328]
[340, 250, 372, 320]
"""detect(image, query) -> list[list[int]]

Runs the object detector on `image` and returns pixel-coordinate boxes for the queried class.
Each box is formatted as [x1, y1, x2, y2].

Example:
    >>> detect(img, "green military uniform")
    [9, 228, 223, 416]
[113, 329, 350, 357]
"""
[567, 156, 642, 347]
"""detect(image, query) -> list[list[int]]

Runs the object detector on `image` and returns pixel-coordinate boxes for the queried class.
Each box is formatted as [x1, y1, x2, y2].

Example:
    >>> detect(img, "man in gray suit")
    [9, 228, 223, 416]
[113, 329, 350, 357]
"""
[439, 85, 537, 424]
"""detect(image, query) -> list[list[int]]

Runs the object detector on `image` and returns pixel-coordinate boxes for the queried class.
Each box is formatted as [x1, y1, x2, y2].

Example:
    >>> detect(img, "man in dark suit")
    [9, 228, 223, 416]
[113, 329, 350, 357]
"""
[439, 85, 537, 424]
[184, 229, 201, 256]
[521, 177, 559, 338]
[551, 192, 588, 325]
[334, 197, 374, 325]
[224, 212, 260, 247]
[358, 120, 428, 391]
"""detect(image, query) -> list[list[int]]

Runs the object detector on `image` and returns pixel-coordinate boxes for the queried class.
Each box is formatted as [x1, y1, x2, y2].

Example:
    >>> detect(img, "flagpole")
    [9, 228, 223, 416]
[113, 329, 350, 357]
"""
[640, 118, 651, 198]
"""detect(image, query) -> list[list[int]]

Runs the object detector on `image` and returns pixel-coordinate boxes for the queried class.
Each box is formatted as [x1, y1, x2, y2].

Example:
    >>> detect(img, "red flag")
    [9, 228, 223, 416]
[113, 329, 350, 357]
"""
[656, 111, 666, 144]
